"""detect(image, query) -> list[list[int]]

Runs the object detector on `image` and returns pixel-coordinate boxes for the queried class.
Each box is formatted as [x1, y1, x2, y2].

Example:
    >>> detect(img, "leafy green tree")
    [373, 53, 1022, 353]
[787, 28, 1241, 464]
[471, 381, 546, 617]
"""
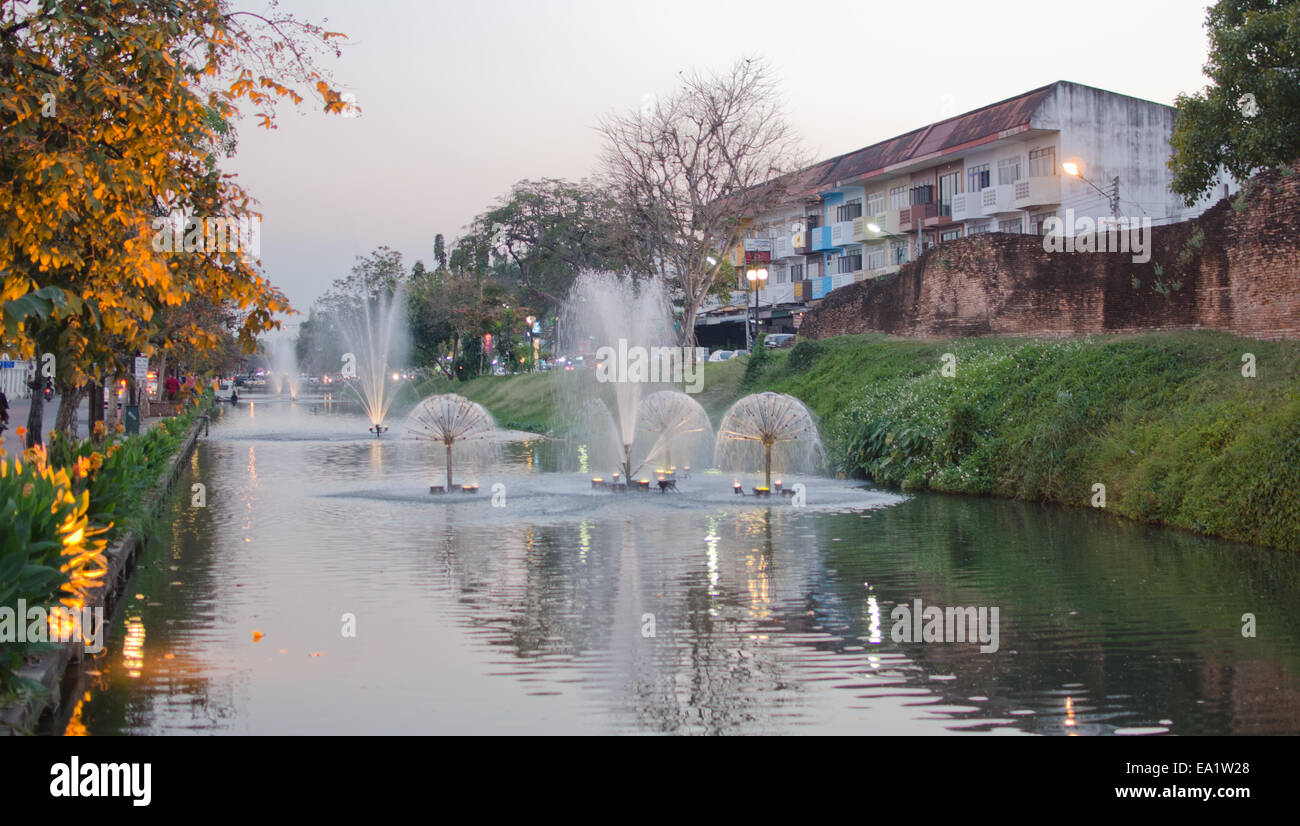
[1169, 0, 1300, 203]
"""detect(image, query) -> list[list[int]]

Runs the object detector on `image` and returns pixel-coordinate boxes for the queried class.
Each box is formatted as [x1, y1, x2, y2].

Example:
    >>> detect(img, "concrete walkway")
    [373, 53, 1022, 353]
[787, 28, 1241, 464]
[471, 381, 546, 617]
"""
[1, 396, 168, 457]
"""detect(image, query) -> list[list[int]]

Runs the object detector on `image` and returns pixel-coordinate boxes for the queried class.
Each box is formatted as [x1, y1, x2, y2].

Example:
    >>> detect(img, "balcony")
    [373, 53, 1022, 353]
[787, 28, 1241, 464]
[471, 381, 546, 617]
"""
[951, 192, 985, 222]
[812, 224, 852, 252]
[981, 183, 1017, 215]
[773, 233, 799, 260]
[829, 220, 854, 247]
[899, 203, 937, 233]
[1012, 175, 1061, 210]
[852, 211, 901, 241]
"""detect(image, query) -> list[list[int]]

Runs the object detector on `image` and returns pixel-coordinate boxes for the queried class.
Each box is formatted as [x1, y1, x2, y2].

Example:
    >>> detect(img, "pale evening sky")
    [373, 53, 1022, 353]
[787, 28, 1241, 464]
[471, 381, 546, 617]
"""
[226, 0, 1218, 337]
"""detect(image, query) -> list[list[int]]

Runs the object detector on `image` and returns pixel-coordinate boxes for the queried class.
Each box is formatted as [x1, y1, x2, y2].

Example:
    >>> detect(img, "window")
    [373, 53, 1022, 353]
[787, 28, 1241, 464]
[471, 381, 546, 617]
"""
[1030, 210, 1058, 235]
[998, 216, 1023, 234]
[805, 213, 821, 229]
[967, 163, 990, 192]
[998, 156, 1022, 186]
[807, 259, 821, 278]
[837, 199, 863, 222]
[889, 185, 909, 211]
[891, 240, 909, 264]
[789, 263, 804, 281]
[968, 221, 992, 236]
[867, 245, 885, 270]
[940, 229, 962, 242]
[867, 191, 884, 217]
[938, 173, 959, 217]
[1029, 146, 1056, 178]
[911, 184, 934, 205]
[839, 249, 863, 273]
[772, 266, 786, 284]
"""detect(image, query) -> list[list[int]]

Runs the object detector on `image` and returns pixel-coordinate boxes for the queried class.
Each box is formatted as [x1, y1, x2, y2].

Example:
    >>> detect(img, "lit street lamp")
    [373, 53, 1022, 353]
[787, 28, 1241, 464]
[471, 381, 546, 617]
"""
[1063, 161, 1119, 220]
[745, 267, 767, 349]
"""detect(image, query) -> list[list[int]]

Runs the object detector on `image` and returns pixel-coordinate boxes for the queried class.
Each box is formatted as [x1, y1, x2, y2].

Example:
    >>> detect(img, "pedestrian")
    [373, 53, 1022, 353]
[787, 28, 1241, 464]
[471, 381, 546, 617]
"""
[0, 387, 9, 430]
[165, 373, 179, 400]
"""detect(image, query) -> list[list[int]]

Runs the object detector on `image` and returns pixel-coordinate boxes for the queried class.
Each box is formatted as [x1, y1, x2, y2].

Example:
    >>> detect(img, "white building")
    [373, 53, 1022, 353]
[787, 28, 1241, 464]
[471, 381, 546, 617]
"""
[720, 81, 1236, 339]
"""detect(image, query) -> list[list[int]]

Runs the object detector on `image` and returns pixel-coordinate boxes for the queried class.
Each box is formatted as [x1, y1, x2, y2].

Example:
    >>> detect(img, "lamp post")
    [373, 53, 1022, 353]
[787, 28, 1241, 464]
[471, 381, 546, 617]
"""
[1062, 161, 1119, 220]
[745, 267, 768, 349]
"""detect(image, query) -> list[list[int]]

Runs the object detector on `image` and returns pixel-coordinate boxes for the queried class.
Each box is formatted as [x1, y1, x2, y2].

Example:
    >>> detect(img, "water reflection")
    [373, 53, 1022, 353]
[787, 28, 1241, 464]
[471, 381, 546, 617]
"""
[57, 392, 1300, 735]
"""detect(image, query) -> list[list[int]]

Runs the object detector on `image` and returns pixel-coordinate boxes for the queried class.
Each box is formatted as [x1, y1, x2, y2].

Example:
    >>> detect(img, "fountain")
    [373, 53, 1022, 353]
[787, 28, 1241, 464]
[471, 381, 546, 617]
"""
[408, 393, 497, 493]
[559, 271, 686, 483]
[269, 339, 301, 400]
[715, 392, 822, 491]
[633, 391, 712, 478]
[338, 285, 410, 436]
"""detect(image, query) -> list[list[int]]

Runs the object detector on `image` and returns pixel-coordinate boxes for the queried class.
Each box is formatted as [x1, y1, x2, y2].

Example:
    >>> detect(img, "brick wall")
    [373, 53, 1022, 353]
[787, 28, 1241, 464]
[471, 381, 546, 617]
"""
[799, 165, 1300, 341]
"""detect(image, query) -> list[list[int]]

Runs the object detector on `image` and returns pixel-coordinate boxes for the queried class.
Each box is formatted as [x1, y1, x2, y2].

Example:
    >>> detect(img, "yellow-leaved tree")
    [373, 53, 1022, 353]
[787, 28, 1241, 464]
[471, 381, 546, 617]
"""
[1, 0, 354, 445]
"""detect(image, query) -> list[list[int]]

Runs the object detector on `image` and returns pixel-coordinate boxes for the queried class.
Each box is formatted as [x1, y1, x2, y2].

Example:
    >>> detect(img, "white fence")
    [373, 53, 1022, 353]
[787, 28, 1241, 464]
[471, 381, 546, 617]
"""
[0, 356, 31, 400]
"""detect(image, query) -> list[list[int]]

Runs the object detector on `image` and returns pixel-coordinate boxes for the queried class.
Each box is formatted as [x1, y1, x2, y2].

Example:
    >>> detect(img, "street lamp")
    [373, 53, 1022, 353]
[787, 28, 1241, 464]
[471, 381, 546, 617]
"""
[745, 267, 767, 349]
[1063, 161, 1119, 220]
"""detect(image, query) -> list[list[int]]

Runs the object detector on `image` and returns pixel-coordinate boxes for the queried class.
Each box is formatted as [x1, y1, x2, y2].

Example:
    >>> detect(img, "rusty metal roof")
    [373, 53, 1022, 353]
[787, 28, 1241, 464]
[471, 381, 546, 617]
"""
[794, 83, 1058, 196]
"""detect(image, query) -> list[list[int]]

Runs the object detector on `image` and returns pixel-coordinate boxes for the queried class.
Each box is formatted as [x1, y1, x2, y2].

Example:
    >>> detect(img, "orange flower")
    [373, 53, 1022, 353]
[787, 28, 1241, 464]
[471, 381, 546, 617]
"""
[74, 456, 91, 478]
[93, 420, 107, 439]
[15, 426, 27, 440]
[113, 422, 124, 434]
[89, 452, 104, 471]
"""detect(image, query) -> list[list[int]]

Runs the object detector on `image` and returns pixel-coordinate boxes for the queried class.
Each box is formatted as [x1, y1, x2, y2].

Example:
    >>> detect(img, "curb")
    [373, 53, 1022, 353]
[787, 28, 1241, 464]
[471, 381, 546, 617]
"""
[0, 403, 212, 735]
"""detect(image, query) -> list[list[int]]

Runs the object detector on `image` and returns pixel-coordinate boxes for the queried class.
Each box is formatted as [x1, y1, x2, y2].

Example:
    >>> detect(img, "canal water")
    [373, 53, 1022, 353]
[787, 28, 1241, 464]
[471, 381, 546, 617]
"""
[57, 393, 1300, 735]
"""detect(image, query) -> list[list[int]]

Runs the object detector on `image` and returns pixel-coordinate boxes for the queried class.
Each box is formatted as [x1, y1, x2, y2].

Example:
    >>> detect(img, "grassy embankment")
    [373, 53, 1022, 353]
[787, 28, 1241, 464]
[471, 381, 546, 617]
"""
[417, 331, 1300, 551]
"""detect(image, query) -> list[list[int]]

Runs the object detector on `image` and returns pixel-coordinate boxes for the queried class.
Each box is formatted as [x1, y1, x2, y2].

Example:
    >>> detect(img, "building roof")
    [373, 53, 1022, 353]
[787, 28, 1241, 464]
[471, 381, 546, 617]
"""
[734, 81, 1173, 213]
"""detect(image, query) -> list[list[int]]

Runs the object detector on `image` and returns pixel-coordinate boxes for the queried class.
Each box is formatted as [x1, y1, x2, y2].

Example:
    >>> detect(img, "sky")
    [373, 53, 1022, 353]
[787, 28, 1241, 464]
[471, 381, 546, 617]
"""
[228, 0, 1219, 338]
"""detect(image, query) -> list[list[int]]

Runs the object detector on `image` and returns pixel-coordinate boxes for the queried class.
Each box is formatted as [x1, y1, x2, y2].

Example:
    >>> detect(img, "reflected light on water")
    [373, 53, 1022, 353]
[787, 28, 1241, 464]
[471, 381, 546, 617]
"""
[867, 595, 883, 645]
[578, 519, 591, 565]
[746, 552, 771, 622]
[122, 616, 146, 679]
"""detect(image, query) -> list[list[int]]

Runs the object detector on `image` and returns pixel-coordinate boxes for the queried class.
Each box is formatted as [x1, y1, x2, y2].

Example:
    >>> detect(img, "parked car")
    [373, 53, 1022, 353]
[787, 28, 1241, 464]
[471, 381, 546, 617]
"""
[215, 379, 236, 402]
[707, 350, 734, 362]
[764, 333, 796, 348]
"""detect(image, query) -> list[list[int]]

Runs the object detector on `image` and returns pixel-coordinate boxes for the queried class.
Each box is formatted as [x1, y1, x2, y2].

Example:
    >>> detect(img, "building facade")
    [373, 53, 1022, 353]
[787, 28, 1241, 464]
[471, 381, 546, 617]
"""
[701, 81, 1235, 343]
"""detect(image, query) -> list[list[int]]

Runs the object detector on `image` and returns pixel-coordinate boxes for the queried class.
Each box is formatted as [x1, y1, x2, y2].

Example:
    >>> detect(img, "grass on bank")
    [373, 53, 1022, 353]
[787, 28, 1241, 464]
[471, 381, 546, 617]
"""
[414, 332, 1300, 551]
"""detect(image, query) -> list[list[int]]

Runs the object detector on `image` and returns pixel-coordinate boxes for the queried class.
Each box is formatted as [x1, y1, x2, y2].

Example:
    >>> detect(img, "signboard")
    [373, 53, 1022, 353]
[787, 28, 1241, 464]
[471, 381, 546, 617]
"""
[0, 361, 14, 369]
[134, 356, 149, 382]
[742, 239, 772, 252]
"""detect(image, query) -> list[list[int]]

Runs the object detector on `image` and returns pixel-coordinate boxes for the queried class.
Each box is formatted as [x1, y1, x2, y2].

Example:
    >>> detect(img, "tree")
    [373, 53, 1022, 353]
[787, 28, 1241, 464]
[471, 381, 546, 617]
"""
[1169, 0, 1300, 203]
[1, 0, 350, 446]
[474, 178, 629, 315]
[598, 56, 806, 345]
[433, 234, 448, 274]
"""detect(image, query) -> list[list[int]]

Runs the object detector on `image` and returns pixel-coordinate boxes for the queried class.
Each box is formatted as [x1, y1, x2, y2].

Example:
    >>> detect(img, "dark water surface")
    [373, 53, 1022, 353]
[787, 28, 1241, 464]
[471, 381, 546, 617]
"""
[57, 393, 1300, 735]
